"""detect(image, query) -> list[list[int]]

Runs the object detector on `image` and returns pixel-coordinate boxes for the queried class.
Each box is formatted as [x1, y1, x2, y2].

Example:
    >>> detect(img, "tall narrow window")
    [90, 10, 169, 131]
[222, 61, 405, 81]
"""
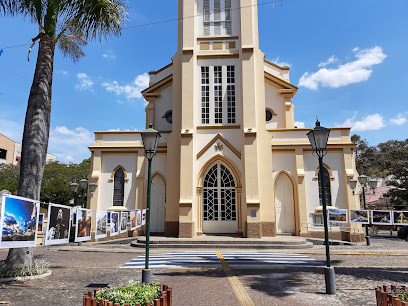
[227, 66, 236, 123]
[214, 66, 223, 124]
[113, 168, 125, 206]
[203, 0, 233, 36]
[318, 167, 332, 206]
[201, 67, 210, 124]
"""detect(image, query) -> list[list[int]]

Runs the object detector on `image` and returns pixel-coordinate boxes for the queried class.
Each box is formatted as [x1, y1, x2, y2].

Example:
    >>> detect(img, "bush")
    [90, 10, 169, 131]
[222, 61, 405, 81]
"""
[391, 285, 408, 302]
[95, 281, 161, 306]
[0, 260, 50, 278]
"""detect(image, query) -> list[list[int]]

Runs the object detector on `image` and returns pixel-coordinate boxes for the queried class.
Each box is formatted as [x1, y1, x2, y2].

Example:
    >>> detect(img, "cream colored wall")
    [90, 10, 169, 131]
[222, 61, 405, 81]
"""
[154, 85, 173, 131]
[265, 84, 285, 129]
[272, 152, 297, 179]
[303, 152, 348, 224]
[99, 154, 138, 211]
[264, 62, 290, 82]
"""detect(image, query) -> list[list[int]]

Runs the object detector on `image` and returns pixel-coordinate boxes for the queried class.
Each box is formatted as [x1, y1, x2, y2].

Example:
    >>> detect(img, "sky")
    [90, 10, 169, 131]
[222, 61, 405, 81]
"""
[0, 0, 407, 163]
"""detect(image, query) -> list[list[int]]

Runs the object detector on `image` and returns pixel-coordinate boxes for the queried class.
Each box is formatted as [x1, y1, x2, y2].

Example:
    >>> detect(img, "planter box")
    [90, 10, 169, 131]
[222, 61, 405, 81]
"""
[83, 284, 172, 306]
[376, 285, 408, 306]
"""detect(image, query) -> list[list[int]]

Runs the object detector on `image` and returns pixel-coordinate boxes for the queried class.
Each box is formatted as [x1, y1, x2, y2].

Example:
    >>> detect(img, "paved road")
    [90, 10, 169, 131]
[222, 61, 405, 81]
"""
[0, 237, 407, 305]
[121, 252, 324, 269]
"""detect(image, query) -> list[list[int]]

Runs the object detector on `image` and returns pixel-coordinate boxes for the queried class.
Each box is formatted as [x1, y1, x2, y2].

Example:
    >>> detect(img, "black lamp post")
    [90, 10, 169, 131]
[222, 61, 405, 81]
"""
[307, 119, 335, 294]
[140, 123, 161, 284]
[348, 175, 377, 246]
[70, 179, 98, 208]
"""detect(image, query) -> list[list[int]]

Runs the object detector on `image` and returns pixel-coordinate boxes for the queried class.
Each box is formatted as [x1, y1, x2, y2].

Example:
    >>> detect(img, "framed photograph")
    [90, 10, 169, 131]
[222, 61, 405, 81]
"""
[110, 212, 119, 236]
[349, 210, 369, 224]
[393, 211, 408, 225]
[0, 194, 40, 249]
[45, 203, 71, 245]
[328, 208, 348, 223]
[130, 210, 136, 230]
[142, 209, 146, 226]
[107, 212, 111, 225]
[371, 210, 392, 225]
[75, 208, 92, 242]
[37, 213, 45, 233]
[136, 209, 142, 228]
[71, 212, 77, 227]
[95, 211, 108, 239]
[120, 211, 128, 233]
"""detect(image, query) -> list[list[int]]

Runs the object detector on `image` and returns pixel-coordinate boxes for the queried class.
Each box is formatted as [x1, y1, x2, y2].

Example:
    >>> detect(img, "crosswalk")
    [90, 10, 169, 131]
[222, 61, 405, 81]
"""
[120, 252, 324, 269]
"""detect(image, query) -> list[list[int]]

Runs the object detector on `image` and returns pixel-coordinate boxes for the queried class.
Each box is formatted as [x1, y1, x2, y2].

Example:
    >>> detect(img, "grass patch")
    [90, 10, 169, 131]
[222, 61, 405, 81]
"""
[0, 260, 50, 279]
[95, 281, 161, 306]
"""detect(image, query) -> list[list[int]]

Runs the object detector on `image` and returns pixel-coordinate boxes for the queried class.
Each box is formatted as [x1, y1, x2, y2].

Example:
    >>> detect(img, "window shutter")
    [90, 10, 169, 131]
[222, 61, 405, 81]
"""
[225, 0, 231, 21]
[203, 0, 210, 36]
[214, 22, 221, 36]
[214, 0, 221, 21]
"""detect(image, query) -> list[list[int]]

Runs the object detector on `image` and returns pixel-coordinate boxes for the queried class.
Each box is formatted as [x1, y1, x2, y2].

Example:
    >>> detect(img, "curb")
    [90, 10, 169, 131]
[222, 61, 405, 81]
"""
[0, 270, 52, 283]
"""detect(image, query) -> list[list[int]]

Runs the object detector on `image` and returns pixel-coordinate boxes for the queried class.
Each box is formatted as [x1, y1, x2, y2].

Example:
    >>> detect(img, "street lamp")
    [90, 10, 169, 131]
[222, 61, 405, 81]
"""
[307, 119, 335, 294]
[348, 176, 377, 246]
[140, 123, 161, 284]
[70, 179, 98, 208]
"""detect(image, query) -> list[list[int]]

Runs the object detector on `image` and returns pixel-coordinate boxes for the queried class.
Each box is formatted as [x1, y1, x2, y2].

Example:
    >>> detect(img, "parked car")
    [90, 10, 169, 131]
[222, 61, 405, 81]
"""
[397, 226, 408, 241]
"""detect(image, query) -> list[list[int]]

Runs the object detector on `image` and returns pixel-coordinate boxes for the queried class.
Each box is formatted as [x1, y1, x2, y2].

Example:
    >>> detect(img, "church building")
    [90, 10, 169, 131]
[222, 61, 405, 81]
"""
[88, 0, 362, 240]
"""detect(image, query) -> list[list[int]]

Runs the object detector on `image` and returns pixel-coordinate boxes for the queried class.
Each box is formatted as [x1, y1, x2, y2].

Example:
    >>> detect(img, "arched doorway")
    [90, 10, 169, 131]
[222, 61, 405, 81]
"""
[202, 163, 237, 233]
[150, 174, 166, 233]
[274, 173, 295, 234]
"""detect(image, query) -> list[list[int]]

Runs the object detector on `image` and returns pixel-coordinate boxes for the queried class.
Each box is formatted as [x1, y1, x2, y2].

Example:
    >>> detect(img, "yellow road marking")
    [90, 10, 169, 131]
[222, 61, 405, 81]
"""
[216, 251, 255, 306]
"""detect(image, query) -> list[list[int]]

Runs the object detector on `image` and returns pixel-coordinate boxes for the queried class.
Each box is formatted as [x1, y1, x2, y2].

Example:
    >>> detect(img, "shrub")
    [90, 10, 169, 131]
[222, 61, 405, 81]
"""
[0, 260, 50, 278]
[95, 281, 161, 306]
[391, 285, 408, 302]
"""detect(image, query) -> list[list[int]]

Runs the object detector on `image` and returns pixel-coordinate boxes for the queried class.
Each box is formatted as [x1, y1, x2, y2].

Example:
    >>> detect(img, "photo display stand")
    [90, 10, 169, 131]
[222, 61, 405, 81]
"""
[45, 203, 72, 245]
[75, 208, 92, 242]
[0, 194, 40, 249]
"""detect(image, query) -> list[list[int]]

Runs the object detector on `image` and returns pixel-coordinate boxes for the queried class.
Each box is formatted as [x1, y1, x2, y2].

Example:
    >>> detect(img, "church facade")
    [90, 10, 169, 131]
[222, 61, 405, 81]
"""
[88, 0, 362, 239]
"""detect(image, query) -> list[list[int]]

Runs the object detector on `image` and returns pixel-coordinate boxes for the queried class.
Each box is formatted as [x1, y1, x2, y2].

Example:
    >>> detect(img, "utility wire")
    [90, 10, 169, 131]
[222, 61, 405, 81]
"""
[0, 0, 284, 50]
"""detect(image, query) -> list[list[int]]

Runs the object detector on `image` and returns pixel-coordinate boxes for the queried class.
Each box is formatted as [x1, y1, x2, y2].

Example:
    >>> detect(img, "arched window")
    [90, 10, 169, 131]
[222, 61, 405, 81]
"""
[113, 168, 125, 206]
[318, 167, 332, 206]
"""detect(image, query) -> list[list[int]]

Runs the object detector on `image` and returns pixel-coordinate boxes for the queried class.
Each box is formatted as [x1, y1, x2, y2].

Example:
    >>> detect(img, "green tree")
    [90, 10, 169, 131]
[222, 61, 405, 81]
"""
[0, 0, 127, 268]
[377, 140, 408, 207]
[351, 134, 381, 177]
[0, 164, 19, 194]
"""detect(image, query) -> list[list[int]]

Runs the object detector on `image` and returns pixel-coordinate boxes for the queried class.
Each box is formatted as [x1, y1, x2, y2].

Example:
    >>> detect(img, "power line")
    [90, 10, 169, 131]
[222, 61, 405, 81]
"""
[0, 0, 284, 50]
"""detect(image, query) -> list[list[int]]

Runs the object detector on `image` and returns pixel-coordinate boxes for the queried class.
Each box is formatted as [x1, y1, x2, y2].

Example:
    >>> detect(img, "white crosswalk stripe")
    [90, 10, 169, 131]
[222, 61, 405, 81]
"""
[120, 252, 324, 269]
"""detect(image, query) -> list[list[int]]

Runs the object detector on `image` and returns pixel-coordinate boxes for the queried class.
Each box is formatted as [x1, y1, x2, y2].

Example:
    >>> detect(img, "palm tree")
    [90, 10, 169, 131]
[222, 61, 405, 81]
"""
[0, 0, 128, 268]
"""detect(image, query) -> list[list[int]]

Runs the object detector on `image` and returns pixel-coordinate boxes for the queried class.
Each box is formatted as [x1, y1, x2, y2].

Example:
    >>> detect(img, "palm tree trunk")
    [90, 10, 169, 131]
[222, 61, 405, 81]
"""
[5, 34, 55, 267]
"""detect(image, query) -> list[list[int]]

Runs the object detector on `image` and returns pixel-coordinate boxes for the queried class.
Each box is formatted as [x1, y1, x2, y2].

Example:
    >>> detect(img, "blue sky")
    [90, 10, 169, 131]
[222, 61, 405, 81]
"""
[0, 0, 407, 163]
[2, 197, 36, 235]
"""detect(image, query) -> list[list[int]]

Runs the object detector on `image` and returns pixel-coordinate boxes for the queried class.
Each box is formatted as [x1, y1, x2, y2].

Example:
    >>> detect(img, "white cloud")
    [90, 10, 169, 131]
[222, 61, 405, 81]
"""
[339, 113, 385, 131]
[102, 50, 116, 60]
[268, 57, 291, 67]
[75, 73, 94, 92]
[102, 73, 149, 100]
[57, 70, 69, 76]
[108, 128, 120, 131]
[318, 55, 338, 68]
[298, 46, 387, 90]
[352, 47, 359, 52]
[390, 113, 407, 126]
[49, 126, 94, 163]
[294, 121, 305, 128]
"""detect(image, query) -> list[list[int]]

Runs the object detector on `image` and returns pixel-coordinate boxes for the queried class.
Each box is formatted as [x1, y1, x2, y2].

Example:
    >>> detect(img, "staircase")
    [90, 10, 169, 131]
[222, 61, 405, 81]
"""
[131, 235, 313, 249]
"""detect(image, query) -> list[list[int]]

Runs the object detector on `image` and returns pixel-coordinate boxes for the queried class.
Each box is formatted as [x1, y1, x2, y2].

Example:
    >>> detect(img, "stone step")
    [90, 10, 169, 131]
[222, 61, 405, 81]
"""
[135, 237, 309, 245]
[131, 241, 314, 249]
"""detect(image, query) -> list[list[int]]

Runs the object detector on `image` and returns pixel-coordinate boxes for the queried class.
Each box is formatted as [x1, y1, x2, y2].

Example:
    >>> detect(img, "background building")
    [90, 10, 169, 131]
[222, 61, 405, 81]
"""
[0, 133, 56, 165]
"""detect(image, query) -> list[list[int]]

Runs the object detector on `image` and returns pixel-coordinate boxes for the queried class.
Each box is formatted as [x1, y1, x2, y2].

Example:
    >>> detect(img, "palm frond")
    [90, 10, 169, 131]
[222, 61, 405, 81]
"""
[56, 23, 87, 63]
[60, 0, 128, 41]
[0, 0, 44, 25]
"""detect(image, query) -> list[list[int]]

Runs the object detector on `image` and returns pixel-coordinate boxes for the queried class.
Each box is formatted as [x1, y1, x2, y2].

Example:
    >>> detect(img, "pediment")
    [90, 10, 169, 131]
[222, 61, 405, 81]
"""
[197, 134, 241, 159]
[142, 74, 173, 98]
[264, 71, 298, 91]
